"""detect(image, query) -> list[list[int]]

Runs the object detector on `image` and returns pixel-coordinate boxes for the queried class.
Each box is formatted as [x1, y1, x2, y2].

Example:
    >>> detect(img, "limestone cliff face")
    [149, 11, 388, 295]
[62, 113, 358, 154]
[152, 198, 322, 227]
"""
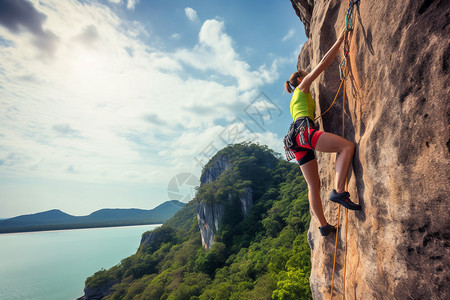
[79, 281, 118, 300]
[291, 0, 450, 299]
[196, 156, 253, 249]
[140, 226, 176, 248]
[197, 198, 225, 249]
[200, 155, 230, 184]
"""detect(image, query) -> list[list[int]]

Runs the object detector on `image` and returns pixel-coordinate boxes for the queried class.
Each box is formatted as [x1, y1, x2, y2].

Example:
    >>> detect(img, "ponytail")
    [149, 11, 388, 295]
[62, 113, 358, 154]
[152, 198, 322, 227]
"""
[285, 81, 294, 93]
[285, 70, 305, 94]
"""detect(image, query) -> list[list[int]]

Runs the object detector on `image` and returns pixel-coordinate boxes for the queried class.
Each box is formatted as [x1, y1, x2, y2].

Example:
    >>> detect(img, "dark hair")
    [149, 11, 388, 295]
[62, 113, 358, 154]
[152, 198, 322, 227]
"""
[285, 71, 303, 93]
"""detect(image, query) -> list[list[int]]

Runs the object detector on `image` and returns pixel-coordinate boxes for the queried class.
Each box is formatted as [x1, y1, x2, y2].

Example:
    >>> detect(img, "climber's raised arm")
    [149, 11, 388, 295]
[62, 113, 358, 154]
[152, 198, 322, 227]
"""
[298, 28, 346, 93]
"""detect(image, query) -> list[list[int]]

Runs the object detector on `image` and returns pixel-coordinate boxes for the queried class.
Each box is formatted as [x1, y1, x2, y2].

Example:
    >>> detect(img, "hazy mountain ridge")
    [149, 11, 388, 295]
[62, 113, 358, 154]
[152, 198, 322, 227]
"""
[0, 200, 184, 233]
[79, 143, 313, 299]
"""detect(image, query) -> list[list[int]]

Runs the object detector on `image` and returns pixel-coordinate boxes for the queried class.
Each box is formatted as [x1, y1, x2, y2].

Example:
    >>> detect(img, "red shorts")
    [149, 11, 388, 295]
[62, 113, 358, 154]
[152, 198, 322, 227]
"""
[294, 127, 323, 165]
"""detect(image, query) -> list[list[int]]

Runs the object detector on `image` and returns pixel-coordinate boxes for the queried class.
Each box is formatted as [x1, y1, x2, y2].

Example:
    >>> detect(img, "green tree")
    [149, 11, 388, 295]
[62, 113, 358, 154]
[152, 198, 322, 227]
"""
[84, 143, 313, 299]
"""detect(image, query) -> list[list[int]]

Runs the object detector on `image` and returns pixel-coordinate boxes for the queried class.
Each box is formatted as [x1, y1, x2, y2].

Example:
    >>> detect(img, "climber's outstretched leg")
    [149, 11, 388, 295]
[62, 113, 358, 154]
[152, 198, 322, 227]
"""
[314, 132, 354, 193]
[314, 132, 361, 210]
[301, 159, 337, 235]
[300, 158, 327, 227]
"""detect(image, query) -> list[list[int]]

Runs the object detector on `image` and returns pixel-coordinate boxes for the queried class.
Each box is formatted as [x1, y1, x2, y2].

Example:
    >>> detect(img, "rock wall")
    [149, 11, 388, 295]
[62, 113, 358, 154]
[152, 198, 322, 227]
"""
[197, 187, 253, 250]
[200, 155, 230, 184]
[78, 281, 118, 300]
[239, 187, 253, 215]
[291, 0, 450, 299]
[197, 199, 225, 249]
[196, 156, 253, 250]
[140, 226, 176, 248]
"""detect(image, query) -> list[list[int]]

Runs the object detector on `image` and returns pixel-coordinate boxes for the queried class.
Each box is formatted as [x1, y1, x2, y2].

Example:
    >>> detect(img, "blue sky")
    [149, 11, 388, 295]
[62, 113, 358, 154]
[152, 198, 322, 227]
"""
[0, 0, 306, 218]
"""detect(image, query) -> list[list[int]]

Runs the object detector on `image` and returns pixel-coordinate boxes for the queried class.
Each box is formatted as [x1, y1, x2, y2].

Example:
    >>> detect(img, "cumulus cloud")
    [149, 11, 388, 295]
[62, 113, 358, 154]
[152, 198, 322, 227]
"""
[171, 33, 181, 40]
[52, 124, 80, 137]
[108, 0, 139, 10]
[75, 25, 100, 48]
[282, 28, 296, 42]
[0, 1, 282, 189]
[142, 114, 167, 126]
[127, 0, 139, 10]
[0, 0, 59, 55]
[175, 19, 275, 91]
[185, 7, 198, 22]
[0, 0, 46, 35]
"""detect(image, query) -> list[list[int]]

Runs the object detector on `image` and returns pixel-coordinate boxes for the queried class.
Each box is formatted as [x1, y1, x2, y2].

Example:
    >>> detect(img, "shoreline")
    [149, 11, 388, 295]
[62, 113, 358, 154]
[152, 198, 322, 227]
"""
[0, 222, 163, 235]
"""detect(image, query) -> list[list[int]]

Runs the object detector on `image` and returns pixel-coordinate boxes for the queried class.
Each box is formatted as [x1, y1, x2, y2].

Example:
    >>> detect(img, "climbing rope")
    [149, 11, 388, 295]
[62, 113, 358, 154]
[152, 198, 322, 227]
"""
[329, 0, 359, 299]
[339, 58, 347, 81]
[315, 0, 356, 122]
[345, 0, 359, 31]
[330, 61, 350, 300]
[314, 78, 344, 122]
[311, 3, 359, 295]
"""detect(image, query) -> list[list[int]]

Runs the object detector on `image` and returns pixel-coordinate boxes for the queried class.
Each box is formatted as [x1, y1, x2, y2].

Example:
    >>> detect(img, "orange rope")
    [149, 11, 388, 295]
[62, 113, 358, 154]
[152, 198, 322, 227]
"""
[330, 32, 351, 300]
[342, 70, 346, 137]
[342, 208, 349, 300]
[327, 1, 360, 297]
[329, 204, 341, 300]
[314, 78, 345, 122]
[341, 59, 349, 300]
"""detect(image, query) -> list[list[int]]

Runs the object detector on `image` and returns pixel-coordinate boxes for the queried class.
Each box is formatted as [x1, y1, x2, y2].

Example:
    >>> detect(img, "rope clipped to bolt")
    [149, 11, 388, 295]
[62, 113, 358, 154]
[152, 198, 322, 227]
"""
[315, 0, 359, 122]
[346, 0, 359, 31]
[330, 0, 359, 299]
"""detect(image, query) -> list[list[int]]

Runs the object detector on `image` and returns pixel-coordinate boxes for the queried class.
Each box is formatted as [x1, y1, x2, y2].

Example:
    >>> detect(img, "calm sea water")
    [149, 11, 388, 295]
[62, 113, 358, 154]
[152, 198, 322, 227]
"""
[0, 224, 161, 300]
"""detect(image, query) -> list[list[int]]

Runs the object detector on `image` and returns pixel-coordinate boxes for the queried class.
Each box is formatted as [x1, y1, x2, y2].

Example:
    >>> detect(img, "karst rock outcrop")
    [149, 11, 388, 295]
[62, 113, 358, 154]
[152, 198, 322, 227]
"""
[196, 155, 253, 250]
[290, 0, 450, 299]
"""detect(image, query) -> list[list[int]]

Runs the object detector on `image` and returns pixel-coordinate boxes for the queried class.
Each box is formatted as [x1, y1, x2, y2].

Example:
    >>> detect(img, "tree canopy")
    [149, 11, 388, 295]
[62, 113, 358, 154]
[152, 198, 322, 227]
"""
[85, 143, 312, 299]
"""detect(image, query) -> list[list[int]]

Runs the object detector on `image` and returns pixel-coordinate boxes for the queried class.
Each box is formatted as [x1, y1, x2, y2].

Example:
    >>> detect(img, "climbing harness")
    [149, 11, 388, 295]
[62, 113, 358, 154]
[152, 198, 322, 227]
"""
[283, 117, 313, 161]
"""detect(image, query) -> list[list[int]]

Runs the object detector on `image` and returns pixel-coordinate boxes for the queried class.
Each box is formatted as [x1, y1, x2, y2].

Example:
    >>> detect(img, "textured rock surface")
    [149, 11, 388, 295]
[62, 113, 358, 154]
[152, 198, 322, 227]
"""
[81, 280, 118, 300]
[239, 187, 253, 215]
[197, 199, 225, 249]
[291, 0, 450, 299]
[140, 226, 176, 247]
[200, 155, 230, 184]
[196, 156, 253, 250]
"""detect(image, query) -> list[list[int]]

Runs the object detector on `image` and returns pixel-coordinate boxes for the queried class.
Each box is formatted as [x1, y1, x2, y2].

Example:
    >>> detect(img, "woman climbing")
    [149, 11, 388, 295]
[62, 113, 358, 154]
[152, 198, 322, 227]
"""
[284, 28, 361, 237]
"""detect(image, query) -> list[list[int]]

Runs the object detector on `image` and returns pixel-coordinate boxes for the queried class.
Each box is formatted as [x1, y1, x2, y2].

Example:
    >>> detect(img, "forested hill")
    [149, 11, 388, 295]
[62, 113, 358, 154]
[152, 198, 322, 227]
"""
[0, 201, 183, 233]
[80, 143, 314, 299]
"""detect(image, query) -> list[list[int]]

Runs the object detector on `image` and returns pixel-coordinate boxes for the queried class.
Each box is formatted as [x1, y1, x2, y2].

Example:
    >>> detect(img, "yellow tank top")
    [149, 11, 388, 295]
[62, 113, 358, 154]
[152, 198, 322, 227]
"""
[290, 88, 315, 121]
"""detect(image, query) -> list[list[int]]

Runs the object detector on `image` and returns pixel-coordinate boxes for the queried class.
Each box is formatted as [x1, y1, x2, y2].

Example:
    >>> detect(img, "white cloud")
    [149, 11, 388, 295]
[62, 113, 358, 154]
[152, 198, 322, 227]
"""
[127, 0, 139, 10]
[107, 0, 139, 10]
[0, 1, 282, 194]
[282, 28, 296, 42]
[174, 19, 277, 91]
[185, 7, 198, 22]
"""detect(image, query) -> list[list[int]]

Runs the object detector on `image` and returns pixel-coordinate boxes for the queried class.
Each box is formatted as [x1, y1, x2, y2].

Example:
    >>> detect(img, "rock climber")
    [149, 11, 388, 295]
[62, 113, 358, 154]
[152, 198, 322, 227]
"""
[283, 28, 361, 237]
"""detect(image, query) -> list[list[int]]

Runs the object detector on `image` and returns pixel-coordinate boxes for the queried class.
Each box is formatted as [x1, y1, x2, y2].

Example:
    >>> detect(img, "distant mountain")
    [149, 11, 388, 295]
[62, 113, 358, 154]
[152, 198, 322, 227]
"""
[0, 200, 184, 234]
[80, 143, 313, 300]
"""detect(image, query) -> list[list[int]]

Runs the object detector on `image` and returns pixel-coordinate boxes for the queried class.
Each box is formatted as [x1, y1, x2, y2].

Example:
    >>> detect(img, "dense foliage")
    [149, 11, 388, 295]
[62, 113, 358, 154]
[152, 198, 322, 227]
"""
[85, 143, 312, 299]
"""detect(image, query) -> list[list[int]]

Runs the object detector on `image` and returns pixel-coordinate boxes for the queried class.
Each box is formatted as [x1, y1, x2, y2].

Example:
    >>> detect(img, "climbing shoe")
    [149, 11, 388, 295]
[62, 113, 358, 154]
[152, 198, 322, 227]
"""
[319, 223, 336, 236]
[329, 189, 361, 210]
